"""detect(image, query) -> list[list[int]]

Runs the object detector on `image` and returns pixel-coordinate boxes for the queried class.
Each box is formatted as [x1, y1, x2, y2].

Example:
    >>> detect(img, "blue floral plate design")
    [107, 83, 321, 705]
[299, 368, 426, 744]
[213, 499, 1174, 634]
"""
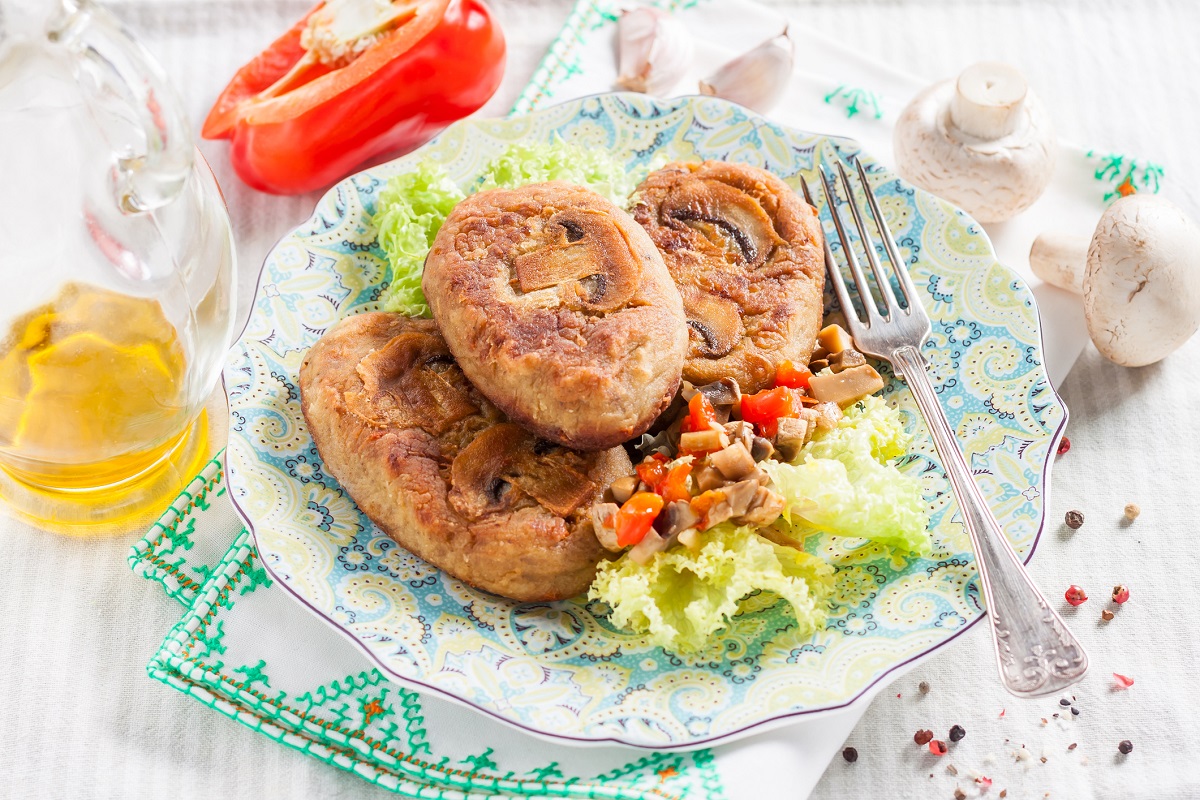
[224, 93, 1067, 749]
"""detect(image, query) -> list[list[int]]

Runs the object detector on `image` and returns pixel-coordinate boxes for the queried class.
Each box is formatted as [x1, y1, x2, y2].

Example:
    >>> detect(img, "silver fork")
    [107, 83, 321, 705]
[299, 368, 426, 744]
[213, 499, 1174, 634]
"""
[800, 159, 1088, 698]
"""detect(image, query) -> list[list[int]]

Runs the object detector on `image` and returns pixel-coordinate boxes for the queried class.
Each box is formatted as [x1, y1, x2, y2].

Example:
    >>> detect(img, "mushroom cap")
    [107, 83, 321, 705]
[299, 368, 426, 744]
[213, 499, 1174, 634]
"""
[893, 77, 1057, 224]
[1084, 194, 1200, 367]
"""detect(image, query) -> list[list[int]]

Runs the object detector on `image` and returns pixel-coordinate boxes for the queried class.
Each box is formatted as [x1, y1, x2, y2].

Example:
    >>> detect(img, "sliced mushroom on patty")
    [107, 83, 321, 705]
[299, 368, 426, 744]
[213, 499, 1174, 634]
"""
[300, 313, 633, 602]
[632, 161, 827, 393]
[423, 182, 688, 451]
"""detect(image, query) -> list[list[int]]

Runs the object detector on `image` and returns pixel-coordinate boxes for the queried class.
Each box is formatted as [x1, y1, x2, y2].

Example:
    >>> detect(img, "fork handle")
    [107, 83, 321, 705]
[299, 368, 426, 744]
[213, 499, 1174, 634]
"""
[891, 345, 1089, 697]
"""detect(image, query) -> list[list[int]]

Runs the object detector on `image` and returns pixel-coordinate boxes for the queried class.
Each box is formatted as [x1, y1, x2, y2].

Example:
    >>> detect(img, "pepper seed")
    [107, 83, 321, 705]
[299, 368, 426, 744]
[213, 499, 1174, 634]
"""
[1102, 609, 1115, 621]
[1118, 740, 1133, 755]
[1064, 510, 1085, 530]
[915, 729, 935, 746]
[919, 680, 931, 694]
[842, 746, 858, 763]
[949, 724, 966, 742]
[1124, 503, 1140, 521]
[954, 788, 967, 800]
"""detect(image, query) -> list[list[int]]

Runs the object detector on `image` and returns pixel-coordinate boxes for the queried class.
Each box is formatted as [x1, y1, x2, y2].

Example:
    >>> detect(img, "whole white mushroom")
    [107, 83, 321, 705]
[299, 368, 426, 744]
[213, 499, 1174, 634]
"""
[1029, 194, 1200, 367]
[894, 62, 1057, 223]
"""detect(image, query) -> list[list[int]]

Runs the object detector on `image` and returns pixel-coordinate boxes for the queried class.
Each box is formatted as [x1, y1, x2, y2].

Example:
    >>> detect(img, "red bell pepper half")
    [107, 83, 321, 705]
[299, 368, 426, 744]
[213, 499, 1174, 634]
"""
[202, 0, 506, 195]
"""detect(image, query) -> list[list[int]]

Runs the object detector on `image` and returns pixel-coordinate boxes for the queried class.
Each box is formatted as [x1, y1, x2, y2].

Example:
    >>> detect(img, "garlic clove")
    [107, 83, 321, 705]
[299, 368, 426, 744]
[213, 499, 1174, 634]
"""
[615, 7, 694, 97]
[698, 28, 794, 114]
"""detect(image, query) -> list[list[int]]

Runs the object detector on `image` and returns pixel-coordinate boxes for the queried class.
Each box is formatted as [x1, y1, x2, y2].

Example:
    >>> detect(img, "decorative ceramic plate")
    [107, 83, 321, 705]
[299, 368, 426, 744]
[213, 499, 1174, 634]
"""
[225, 93, 1066, 749]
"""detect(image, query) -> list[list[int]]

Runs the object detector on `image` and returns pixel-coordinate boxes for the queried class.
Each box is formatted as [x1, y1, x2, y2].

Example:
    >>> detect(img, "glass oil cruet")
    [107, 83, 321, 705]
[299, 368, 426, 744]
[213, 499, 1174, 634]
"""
[0, 0, 236, 532]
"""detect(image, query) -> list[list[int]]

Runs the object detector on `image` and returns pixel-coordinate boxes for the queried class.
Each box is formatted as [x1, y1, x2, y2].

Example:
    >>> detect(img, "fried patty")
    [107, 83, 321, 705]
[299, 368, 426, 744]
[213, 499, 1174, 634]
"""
[299, 313, 632, 602]
[632, 161, 826, 393]
[422, 182, 688, 451]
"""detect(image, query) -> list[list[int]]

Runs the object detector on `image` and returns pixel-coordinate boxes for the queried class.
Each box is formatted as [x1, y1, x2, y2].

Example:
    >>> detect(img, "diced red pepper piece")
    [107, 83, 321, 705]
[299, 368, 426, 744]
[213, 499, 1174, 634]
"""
[740, 386, 802, 437]
[658, 462, 693, 504]
[615, 492, 664, 547]
[774, 360, 812, 390]
[681, 392, 719, 434]
[635, 453, 669, 488]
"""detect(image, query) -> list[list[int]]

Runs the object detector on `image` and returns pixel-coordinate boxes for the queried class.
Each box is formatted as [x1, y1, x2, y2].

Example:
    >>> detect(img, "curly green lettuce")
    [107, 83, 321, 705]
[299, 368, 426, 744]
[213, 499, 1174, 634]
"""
[375, 161, 464, 317]
[474, 136, 652, 208]
[374, 139, 658, 314]
[761, 396, 930, 555]
[588, 524, 835, 654]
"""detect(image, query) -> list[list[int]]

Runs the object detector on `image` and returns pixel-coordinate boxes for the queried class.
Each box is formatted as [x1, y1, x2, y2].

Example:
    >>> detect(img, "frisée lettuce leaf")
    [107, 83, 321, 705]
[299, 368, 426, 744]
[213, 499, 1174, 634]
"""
[474, 136, 651, 208]
[760, 396, 930, 555]
[375, 162, 464, 317]
[588, 524, 834, 654]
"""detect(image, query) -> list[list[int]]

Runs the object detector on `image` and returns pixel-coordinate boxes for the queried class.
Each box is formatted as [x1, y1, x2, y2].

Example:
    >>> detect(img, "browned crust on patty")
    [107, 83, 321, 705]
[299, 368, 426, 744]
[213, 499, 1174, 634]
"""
[299, 312, 632, 602]
[632, 161, 826, 393]
[422, 182, 688, 451]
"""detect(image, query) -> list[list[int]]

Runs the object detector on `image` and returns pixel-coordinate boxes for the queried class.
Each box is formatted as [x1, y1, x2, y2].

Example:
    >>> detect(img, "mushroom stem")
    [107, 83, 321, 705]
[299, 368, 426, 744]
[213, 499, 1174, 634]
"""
[1029, 232, 1089, 294]
[949, 62, 1029, 139]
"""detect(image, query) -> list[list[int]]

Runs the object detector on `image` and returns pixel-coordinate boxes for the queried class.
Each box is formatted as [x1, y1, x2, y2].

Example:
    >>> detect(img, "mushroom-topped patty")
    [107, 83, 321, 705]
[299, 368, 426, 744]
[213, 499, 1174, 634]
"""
[299, 313, 632, 602]
[632, 161, 826, 393]
[422, 182, 688, 451]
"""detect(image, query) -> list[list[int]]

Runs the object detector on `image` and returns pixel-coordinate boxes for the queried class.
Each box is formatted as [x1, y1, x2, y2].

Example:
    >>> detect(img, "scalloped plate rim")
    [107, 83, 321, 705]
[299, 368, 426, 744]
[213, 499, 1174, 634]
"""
[223, 91, 1070, 750]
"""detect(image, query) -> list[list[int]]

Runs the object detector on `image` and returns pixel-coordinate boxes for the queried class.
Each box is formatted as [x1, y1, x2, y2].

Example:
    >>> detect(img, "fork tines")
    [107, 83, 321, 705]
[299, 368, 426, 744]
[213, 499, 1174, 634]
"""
[800, 158, 929, 355]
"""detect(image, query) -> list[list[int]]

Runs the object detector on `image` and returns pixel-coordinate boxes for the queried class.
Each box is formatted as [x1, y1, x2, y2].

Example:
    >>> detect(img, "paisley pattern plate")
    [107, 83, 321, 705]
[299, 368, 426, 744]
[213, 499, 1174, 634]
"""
[224, 93, 1066, 749]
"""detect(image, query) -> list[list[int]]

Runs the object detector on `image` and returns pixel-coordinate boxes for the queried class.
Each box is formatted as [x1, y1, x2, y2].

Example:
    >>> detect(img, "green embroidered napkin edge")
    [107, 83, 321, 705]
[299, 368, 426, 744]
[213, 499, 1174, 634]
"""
[142, 500, 724, 800]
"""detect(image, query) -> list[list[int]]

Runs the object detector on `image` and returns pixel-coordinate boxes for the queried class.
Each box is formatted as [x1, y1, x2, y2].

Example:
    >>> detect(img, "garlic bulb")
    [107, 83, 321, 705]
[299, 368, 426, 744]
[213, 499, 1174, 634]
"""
[615, 8, 694, 97]
[698, 28, 794, 113]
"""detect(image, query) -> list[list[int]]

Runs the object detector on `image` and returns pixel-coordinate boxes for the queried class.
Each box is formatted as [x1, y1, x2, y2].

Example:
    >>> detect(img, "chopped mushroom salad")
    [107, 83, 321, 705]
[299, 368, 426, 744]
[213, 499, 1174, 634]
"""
[372, 139, 930, 654]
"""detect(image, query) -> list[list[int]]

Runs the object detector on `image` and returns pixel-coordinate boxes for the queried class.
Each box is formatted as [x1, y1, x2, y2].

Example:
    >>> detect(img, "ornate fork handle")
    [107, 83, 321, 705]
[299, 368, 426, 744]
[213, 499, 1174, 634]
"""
[891, 345, 1089, 697]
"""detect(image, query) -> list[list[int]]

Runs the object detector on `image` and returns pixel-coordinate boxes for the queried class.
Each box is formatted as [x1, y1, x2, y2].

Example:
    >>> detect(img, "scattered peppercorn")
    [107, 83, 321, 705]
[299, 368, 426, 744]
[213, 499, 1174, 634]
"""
[1071, 707, 1080, 716]
[1068, 743, 1078, 751]
[1118, 740, 1133, 755]
[1040, 756, 1048, 764]
[1102, 609, 1115, 621]
[1113, 673, 1134, 689]
[1112, 584, 1130, 604]
[929, 740, 948, 756]
[1123, 503, 1140, 521]
[1059, 698, 1072, 706]
[842, 746, 858, 763]
[954, 788, 966, 800]
[1064, 510, 1084, 529]
[1057, 437, 1071, 456]
[1000, 791, 1007, 798]
[949, 724, 966, 742]
[919, 680, 931, 694]
[915, 729, 935, 746]
[1064, 585, 1088, 606]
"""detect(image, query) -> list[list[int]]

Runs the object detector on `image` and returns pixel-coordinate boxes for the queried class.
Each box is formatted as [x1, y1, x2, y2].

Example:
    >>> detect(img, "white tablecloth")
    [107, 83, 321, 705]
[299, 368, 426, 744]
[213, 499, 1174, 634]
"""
[2, 1, 1199, 798]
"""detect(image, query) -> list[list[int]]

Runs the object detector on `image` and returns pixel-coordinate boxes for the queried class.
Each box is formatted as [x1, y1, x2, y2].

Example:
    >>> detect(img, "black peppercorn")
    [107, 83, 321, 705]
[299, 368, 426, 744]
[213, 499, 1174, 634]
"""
[949, 724, 966, 742]
[842, 746, 858, 763]
[1118, 740, 1133, 755]
[1065, 510, 1084, 529]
